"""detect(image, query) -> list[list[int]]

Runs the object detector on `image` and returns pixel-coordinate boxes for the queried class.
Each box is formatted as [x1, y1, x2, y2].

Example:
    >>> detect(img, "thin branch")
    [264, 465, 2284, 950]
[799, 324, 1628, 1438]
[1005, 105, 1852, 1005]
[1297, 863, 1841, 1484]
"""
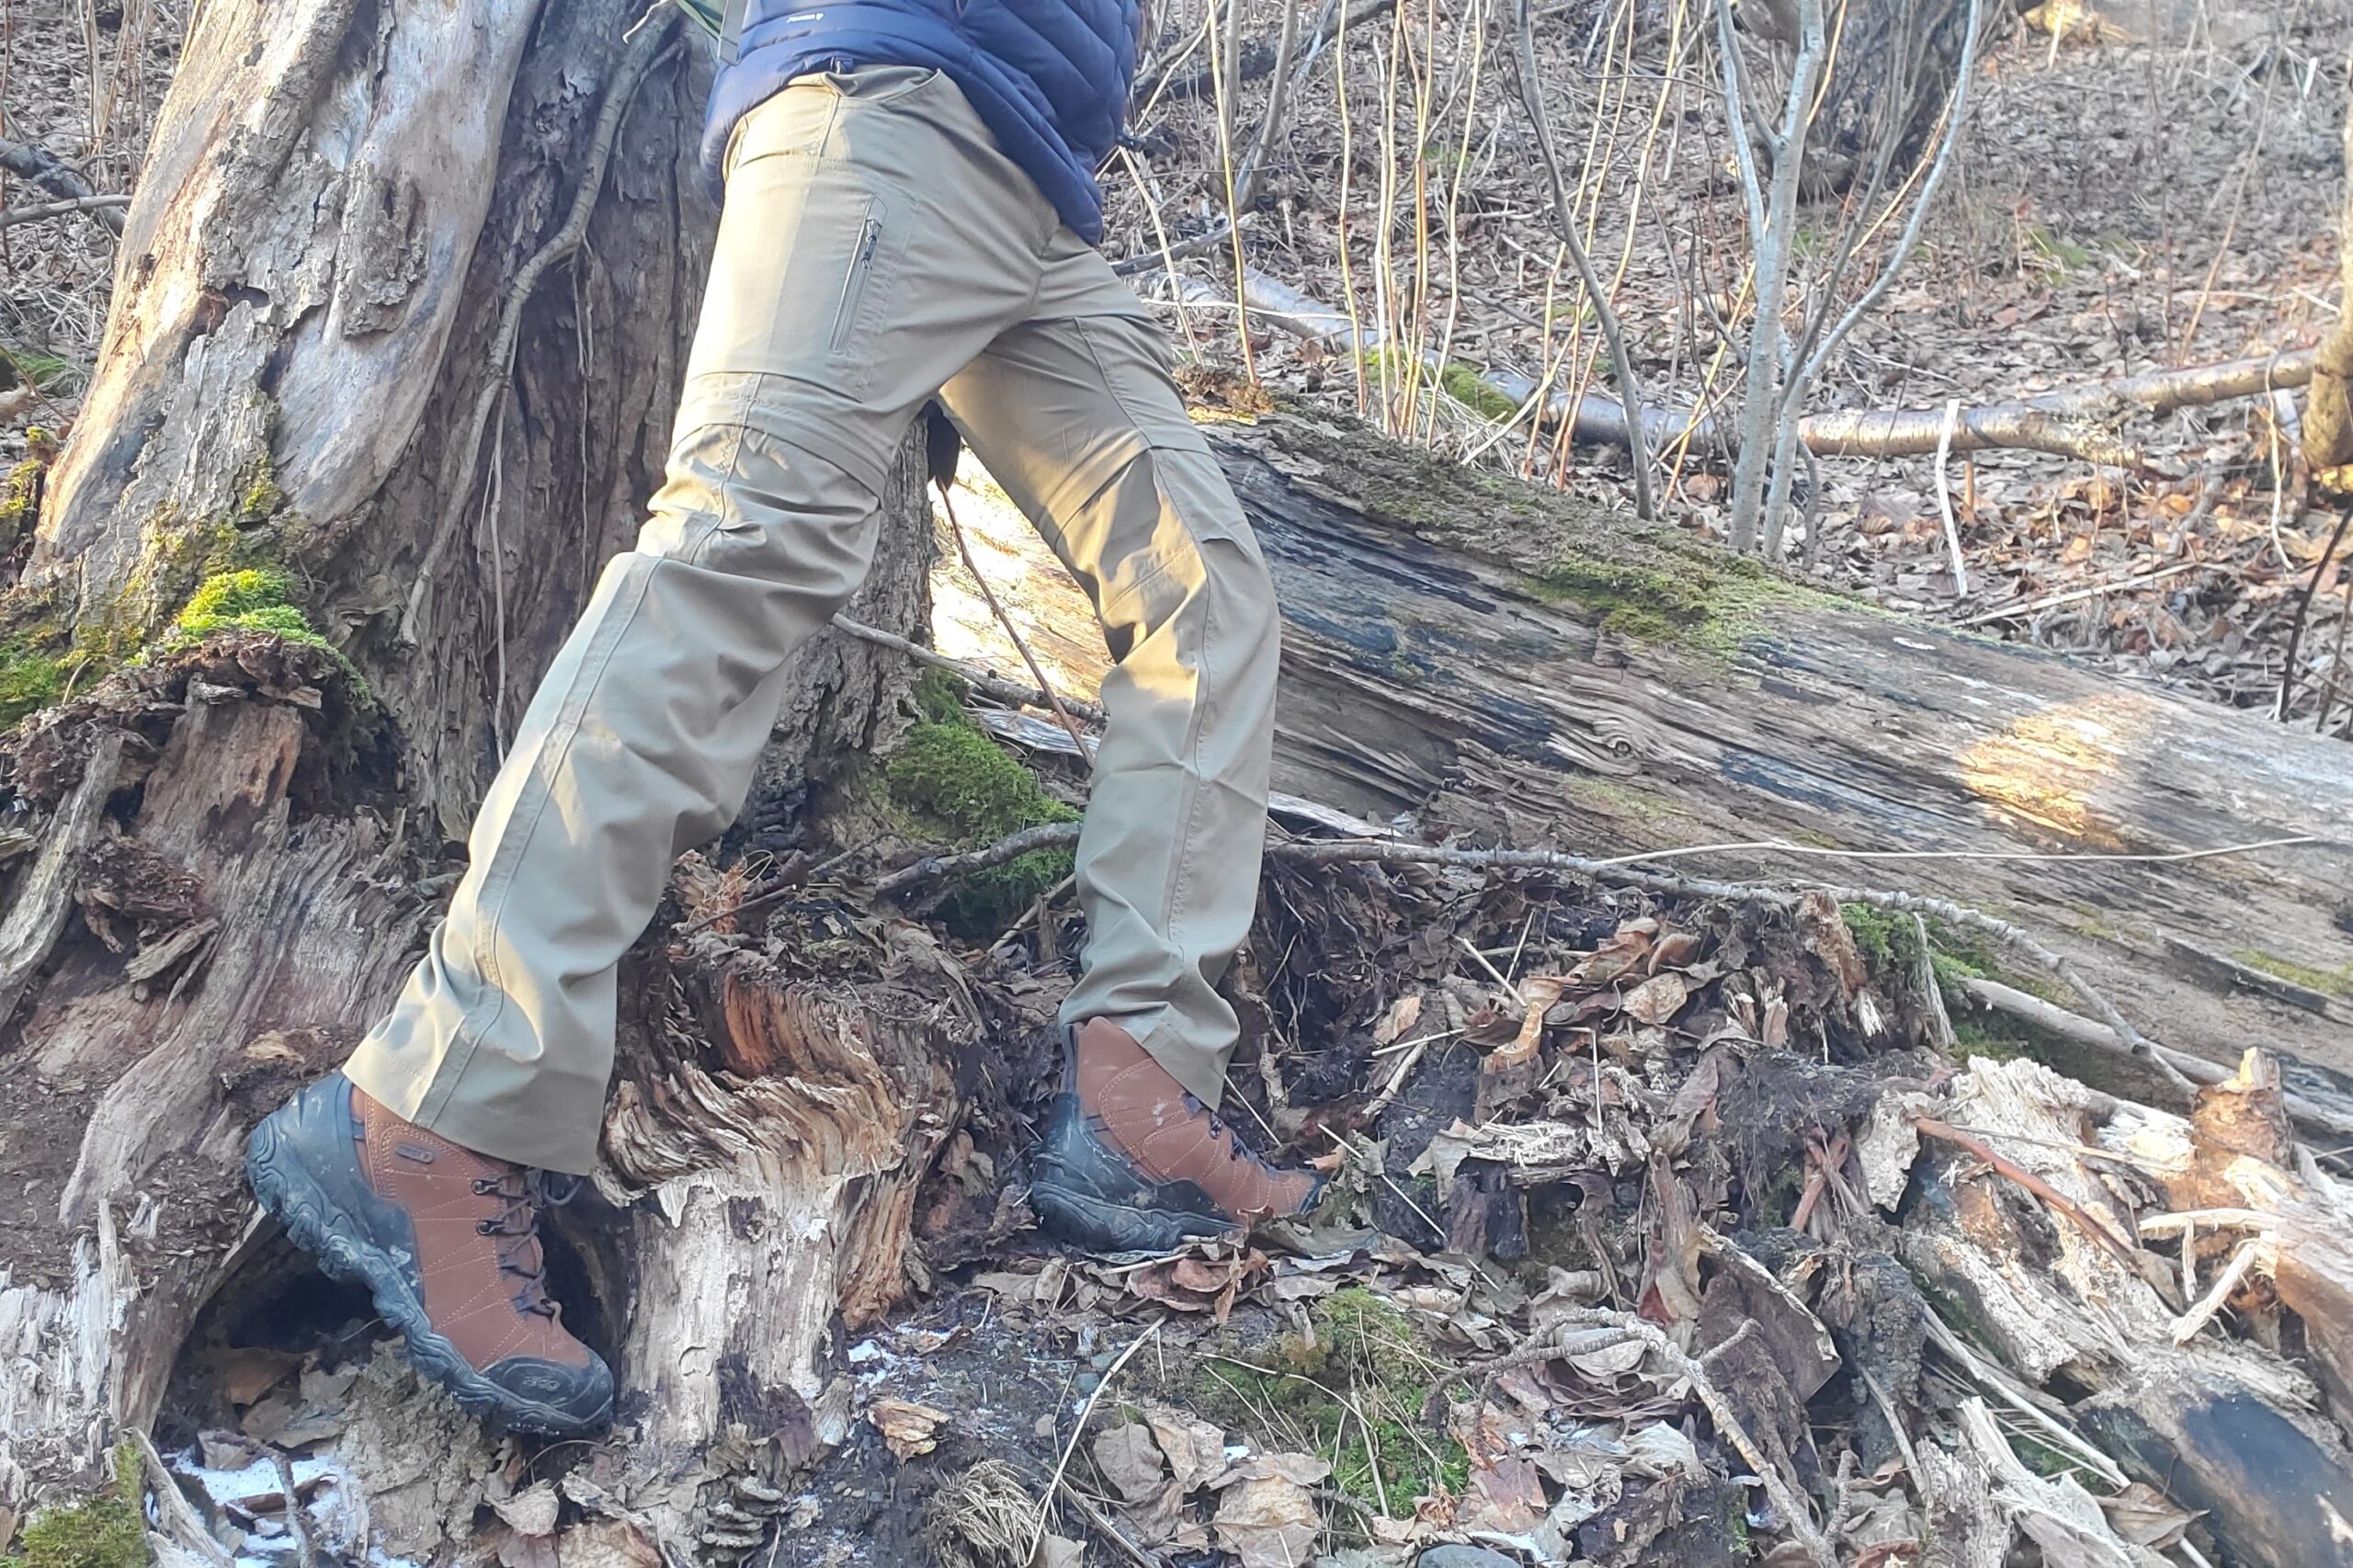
[1549, 1309, 1836, 1568]
[1913, 1115, 2143, 1268]
[938, 483, 1091, 753]
[2276, 503, 2352, 722]
[828, 613, 1108, 725]
[1511, 0, 1654, 517]
[0, 135, 123, 233]
[0, 192, 129, 231]
[1763, 0, 1986, 550]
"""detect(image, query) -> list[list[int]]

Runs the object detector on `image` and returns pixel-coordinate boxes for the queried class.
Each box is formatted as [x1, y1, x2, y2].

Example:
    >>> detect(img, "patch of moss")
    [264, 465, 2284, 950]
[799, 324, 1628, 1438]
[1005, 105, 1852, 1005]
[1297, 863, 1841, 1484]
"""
[1840, 902, 2052, 1004]
[2, 1443, 147, 1568]
[0, 639, 64, 729]
[1188, 1287, 1472, 1510]
[161, 568, 369, 701]
[1525, 548, 1802, 654]
[884, 687, 1077, 933]
[2232, 949, 2353, 1000]
[236, 456, 287, 527]
[1262, 409, 1841, 661]
[1357, 352, 1521, 424]
[0, 458, 43, 551]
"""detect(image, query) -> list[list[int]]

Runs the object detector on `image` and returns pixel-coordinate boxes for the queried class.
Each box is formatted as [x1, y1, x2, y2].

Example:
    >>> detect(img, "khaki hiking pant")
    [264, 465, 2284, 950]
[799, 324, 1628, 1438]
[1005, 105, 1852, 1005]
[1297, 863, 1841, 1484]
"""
[342, 65, 1279, 1175]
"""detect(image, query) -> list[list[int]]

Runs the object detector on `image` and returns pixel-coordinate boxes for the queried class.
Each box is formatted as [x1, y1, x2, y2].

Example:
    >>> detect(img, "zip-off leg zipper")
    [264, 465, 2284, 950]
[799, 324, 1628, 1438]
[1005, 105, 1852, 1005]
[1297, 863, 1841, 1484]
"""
[830, 204, 884, 355]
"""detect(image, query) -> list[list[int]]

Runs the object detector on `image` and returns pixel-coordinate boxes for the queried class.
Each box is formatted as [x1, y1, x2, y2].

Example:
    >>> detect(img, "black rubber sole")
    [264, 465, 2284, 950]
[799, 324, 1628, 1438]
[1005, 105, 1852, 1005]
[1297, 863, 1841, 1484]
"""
[1029, 1177, 1241, 1255]
[244, 1116, 611, 1439]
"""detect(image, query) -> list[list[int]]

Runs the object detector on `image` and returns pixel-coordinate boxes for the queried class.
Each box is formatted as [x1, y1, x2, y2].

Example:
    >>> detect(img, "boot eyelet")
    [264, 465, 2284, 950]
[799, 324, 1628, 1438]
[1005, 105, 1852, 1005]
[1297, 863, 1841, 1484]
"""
[477, 1220, 496, 1234]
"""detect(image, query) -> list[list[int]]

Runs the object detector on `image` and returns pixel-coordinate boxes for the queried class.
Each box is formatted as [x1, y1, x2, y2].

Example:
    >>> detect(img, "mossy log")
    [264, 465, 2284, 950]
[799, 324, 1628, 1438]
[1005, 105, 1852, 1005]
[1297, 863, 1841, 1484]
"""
[943, 410, 2353, 1096]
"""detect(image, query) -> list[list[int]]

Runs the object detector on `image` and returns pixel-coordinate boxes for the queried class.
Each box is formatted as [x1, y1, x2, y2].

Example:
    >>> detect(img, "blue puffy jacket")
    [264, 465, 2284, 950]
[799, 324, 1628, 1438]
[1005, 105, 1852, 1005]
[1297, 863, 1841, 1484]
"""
[704, 0, 1141, 244]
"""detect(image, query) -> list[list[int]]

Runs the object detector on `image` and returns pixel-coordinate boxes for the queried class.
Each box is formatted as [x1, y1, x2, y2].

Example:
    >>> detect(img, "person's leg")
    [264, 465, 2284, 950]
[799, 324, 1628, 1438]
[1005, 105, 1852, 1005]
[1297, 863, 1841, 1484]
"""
[341, 66, 1051, 1176]
[937, 235, 1317, 1248]
[246, 65, 1059, 1434]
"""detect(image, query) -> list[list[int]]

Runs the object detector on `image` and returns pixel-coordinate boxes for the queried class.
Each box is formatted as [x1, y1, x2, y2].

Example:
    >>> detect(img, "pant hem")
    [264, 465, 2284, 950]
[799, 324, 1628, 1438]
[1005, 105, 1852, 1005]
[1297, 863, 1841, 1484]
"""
[345, 1051, 603, 1176]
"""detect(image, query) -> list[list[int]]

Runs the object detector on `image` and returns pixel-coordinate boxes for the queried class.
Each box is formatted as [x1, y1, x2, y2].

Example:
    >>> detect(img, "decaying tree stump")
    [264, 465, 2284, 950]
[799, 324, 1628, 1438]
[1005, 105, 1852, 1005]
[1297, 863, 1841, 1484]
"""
[0, 0, 949, 1540]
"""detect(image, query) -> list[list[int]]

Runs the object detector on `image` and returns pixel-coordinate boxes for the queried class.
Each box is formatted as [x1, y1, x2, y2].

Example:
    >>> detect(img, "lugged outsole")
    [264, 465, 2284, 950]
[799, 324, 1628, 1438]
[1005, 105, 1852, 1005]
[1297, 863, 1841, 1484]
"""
[1029, 1178, 1237, 1255]
[244, 1118, 611, 1439]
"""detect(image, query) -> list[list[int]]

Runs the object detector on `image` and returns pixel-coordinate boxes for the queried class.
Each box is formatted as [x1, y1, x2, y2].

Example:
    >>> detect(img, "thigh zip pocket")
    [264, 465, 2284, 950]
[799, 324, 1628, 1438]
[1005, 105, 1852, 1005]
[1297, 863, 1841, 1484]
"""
[829, 198, 885, 357]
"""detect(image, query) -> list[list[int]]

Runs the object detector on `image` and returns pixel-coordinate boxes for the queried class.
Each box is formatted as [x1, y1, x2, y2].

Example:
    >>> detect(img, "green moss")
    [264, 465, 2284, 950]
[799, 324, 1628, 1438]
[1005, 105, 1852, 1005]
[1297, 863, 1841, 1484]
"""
[884, 691, 1078, 932]
[236, 456, 287, 527]
[0, 640, 63, 729]
[1841, 902, 2053, 1005]
[0, 458, 42, 550]
[1526, 548, 1803, 654]
[1355, 352, 1521, 424]
[1186, 1287, 1472, 1512]
[2, 1443, 147, 1568]
[159, 568, 369, 701]
[1260, 410, 1844, 663]
[2232, 949, 2353, 1000]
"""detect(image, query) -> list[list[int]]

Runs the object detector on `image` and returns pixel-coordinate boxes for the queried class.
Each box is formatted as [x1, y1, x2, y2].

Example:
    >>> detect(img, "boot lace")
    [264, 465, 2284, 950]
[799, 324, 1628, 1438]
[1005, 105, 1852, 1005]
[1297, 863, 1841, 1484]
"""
[1187, 1094, 1279, 1176]
[471, 1170, 582, 1318]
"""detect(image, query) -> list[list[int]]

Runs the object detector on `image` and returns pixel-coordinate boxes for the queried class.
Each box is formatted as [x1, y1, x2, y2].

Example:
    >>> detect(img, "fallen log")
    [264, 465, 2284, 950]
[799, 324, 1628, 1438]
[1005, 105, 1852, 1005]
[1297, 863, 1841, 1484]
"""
[936, 408, 2353, 1094]
[1164, 268, 2317, 468]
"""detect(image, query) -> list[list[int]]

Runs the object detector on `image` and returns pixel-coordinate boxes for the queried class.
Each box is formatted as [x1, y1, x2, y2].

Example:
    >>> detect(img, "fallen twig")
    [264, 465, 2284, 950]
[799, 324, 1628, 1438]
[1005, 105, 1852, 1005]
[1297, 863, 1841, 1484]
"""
[828, 613, 1108, 725]
[0, 136, 125, 234]
[2276, 503, 2352, 722]
[1028, 1325, 1158, 1564]
[937, 483, 1093, 753]
[2169, 1236, 2264, 1344]
[1554, 1309, 1835, 1568]
[1954, 560, 2220, 628]
[0, 193, 131, 231]
[1959, 975, 2353, 1142]
[1912, 1115, 2143, 1267]
[1146, 263, 2314, 469]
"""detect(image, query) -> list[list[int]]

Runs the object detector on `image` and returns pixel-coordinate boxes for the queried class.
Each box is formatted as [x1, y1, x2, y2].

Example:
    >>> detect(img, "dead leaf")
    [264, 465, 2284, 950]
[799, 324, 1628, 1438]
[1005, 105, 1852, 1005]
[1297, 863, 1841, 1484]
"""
[1650, 929, 1704, 971]
[2097, 1483, 2196, 1549]
[1145, 1409, 1227, 1494]
[218, 1347, 302, 1408]
[1454, 1457, 1548, 1536]
[1092, 1423, 1166, 1504]
[1029, 1532, 1085, 1568]
[493, 1483, 561, 1538]
[869, 1398, 951, 1459]
[1570, 919, 1658, 988]
[1215, 1452, 1332, 1488]
[557, 1519, 662, 1568]
[498, 1528, 560, 1568]
[1372, 994, 1423, 1046]
[1212, 1473, 1322, 1568]
[1622, 971, 1691, 1027]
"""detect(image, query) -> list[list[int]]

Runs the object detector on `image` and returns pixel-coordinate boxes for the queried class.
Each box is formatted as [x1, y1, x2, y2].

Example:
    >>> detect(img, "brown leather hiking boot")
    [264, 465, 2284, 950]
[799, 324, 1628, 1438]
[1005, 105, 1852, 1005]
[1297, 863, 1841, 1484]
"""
[244, 1074, 613, 1436]
[1029, 1019, 1323, 1253]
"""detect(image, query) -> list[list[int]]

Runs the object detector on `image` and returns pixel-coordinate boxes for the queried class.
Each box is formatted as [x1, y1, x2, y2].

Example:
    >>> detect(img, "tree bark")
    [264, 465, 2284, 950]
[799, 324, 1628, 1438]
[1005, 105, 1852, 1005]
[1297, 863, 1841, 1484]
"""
[0, 0, 946, 1538]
